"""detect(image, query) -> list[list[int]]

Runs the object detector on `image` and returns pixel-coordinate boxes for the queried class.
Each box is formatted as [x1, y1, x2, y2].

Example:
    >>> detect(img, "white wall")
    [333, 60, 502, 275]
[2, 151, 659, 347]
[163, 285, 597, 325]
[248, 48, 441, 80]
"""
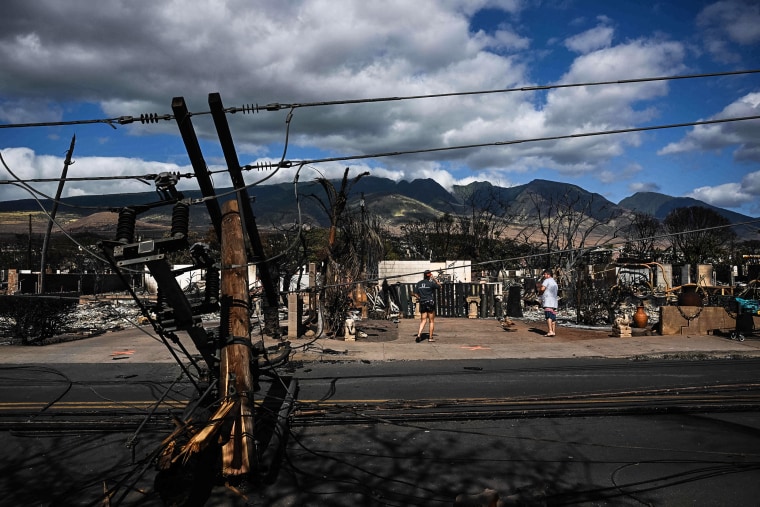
[143, 264, 258, 294]
[377, 260, 471, 284]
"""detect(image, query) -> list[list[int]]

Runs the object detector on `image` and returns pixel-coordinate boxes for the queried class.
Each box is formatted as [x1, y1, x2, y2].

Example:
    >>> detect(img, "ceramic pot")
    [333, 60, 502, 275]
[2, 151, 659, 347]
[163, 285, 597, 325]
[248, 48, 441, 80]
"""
[633, 305, 648, 328]
[678, 285, 703, 307]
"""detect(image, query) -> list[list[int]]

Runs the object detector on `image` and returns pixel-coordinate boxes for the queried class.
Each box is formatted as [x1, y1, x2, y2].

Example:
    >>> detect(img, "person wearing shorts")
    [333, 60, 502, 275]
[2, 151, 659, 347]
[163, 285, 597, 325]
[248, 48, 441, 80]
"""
[539, 269, 558, 336]
[414, 270, 441, 342]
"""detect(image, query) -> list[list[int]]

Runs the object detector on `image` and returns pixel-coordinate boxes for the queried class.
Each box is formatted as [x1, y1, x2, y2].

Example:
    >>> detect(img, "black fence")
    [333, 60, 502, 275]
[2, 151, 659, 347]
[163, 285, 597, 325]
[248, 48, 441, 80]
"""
[391, 282, 505, 319]
[9, 272, 134, 295]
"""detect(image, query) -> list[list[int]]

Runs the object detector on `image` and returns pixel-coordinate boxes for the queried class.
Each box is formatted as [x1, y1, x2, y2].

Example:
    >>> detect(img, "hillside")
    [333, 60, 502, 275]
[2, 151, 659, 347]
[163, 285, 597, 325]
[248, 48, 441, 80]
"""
[618, 192, 752, 223]
[0, 178, 755, 238]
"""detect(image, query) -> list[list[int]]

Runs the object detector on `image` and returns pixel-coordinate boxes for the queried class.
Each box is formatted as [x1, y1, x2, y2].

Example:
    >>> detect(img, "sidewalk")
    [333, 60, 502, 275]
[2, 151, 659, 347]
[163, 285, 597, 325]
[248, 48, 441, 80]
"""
[298, 316, 760, 362]
[2, 317, 759, 364]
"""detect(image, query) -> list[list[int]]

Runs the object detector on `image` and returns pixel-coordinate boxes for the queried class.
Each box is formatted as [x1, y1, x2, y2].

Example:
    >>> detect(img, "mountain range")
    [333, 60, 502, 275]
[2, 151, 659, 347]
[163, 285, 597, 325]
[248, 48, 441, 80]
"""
[0, 177, 756, 237]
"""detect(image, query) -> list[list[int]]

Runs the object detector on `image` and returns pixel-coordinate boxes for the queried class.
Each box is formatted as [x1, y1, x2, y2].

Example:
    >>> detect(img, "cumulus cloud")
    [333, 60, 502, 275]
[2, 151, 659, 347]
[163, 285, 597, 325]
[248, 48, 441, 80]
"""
[547, 40, 685, 126]
[697, 0, 760, 62]
[0, 147, 197, 201]
[0, 0, 757, 217]
[564, 24, 614, 53]
[491, 27, 531, 51]
[660, 92, 760, 215]
[687, 182, 755, 208]
[658, 92, 760, 160]
[682, 170, 760, 215]
[742, 169, 760, 193]
[628, 181, 661, 194]
[0, 1, 690, 179]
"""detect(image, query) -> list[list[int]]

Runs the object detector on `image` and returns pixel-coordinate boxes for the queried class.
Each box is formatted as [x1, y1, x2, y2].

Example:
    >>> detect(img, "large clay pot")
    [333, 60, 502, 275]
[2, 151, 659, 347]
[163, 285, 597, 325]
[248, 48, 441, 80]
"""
[633, 305, 648, 328]
[677, 284, 703, 307]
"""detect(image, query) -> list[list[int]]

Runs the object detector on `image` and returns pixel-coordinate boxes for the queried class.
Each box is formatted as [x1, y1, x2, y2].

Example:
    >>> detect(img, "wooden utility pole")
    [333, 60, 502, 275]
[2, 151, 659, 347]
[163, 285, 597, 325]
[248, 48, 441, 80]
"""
[219, 199, 257, 476]
[27, 214, 32, 271]
[209, 92, 281, 338]
[40, 134, 76, 293]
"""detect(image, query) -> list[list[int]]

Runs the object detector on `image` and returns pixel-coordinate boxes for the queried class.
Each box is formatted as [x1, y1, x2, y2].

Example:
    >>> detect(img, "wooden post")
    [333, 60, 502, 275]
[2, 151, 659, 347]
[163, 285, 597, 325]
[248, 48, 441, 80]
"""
[287, 292, 302, 339]
[219, 199, 257, 476]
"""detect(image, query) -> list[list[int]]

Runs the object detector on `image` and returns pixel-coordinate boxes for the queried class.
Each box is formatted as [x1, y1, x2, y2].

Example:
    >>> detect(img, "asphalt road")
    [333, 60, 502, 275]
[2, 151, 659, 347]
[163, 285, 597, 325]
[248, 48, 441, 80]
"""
[1, 358, 759, 506]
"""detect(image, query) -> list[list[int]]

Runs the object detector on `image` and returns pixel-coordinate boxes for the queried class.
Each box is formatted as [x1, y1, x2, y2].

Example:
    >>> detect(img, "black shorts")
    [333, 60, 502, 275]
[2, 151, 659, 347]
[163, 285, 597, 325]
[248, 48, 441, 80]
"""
[420, 300, 436, 313]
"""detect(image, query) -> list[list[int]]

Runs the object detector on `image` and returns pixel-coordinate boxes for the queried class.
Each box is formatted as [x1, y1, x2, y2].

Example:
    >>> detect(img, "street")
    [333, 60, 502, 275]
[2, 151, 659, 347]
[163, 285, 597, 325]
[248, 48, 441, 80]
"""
[0, 358, 759, 506]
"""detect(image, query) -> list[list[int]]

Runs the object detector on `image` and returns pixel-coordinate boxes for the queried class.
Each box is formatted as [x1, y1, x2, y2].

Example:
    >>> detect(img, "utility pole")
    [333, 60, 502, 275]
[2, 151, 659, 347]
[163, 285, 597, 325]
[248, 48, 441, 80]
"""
[209, 92, 281, 338]
[219, 199, 257, 475]
[27, 214, 32, 272]
[40, 134, 75, 293]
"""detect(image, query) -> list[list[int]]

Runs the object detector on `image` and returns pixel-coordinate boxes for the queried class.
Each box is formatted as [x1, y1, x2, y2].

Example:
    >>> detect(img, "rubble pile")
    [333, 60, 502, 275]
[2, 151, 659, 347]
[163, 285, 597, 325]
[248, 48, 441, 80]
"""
[65, 300, 145, 335]
[519, 301, 660, 332]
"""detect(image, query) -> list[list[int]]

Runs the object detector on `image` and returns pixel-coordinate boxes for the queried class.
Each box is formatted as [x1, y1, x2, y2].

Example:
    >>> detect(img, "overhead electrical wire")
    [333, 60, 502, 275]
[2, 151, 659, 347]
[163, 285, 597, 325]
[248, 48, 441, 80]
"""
[0, 68, 758, 129]
[1, 69, 758, 288]
[3, 113, 759, 200]
[287, 216, 760, 294]
[1, 67, 758, 199]
[0, 172, 196, 185]
[0, 151, 113, 266]
[287, 114, 760, 167]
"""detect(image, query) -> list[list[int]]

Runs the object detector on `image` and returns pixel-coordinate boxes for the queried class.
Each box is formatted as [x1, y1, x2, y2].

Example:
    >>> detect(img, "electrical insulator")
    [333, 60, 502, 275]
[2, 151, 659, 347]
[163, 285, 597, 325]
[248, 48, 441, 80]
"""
[116, 207, 137, 244]
[156, 286, 166, 311]
[205, 266, 220, 304]
[171, 202, 190, 239]
[139, 113, 171, 124]
[235, 104, 259, 114]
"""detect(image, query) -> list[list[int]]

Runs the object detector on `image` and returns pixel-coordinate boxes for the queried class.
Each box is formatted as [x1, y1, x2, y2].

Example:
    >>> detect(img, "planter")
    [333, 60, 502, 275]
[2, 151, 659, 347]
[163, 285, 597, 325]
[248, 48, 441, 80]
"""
[633, 305, 649, 328]
[678, 284, 703, 307]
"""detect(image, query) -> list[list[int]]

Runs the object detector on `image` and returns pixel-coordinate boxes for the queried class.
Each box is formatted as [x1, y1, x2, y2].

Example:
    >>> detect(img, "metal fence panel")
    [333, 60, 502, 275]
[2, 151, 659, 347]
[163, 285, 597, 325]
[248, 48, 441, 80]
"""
[396, 282, 501, 318]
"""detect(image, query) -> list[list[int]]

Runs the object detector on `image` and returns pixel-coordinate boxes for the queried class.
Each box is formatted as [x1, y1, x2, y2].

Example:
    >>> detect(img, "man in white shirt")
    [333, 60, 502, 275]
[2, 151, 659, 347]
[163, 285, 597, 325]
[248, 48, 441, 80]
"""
[538, 269, 558, 337]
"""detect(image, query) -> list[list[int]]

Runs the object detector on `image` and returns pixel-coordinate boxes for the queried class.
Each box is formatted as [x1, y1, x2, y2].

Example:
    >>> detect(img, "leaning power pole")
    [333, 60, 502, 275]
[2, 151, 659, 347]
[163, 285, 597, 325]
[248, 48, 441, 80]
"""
[219, 198, 257, 475]
[103, 94, 298, 504]
[208, 92, 281, 338]
[39, 134, 76, 293]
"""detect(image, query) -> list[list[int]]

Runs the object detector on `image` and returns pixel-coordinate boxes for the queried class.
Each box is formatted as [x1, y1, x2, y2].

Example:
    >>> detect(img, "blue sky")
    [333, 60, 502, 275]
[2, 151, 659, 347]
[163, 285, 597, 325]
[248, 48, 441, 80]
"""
[1, 0, 759, 218]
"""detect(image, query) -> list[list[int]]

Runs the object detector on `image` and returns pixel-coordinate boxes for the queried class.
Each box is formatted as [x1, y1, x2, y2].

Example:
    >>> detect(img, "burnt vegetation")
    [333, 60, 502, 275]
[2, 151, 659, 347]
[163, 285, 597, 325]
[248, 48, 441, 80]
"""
[1, 176, 759, 338]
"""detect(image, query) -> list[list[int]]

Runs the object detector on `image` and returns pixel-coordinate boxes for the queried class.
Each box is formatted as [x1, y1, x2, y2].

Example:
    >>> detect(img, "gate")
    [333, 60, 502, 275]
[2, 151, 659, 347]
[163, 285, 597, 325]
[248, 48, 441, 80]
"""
[392, 282, 503, 319]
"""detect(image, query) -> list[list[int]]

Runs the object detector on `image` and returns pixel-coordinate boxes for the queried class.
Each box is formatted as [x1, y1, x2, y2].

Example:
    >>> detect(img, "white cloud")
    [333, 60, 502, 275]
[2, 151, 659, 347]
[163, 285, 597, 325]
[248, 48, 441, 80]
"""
[0, 0, 757, 218]
[687, 182, 755, 208]
[742, 169, 760, 193]
[658, 92, 760, 161]
[0, 1, 687, 181]
[564, 25, 614, 54]
[0, 147, 194, 202]
[628, 181, 661, 194]
[547, 40, 685, 130]
[492, 27, 531, 50]
[697, 0, 760, 64]
[683, 170, 760, 214]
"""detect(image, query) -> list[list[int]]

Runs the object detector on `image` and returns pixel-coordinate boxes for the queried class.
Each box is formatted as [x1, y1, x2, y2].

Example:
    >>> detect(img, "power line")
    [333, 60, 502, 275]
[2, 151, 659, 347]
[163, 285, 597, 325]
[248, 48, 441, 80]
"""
[284, 114, 760, 167]
[0, 172, 196, 185]
[0, 68, 758, 129]
[229, 68, 760, 112]
[4, 114, 759, 188]
[0, 113, 175, 130]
